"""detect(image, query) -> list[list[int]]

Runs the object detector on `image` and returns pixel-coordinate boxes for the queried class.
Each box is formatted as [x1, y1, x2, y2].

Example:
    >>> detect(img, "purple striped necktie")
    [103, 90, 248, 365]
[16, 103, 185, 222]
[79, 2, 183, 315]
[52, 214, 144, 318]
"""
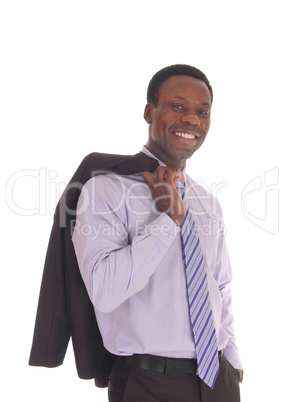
[176, 179, 219, 389]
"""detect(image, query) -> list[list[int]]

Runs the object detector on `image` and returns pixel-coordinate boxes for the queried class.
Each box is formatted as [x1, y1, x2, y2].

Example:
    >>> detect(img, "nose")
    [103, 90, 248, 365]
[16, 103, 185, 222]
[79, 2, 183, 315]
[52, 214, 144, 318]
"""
[180, 113, 200, 126]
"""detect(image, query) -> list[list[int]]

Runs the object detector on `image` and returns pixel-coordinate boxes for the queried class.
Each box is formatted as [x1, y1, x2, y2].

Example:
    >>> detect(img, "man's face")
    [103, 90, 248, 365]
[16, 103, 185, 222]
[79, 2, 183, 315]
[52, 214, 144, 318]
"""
[144, 75, 212, 169]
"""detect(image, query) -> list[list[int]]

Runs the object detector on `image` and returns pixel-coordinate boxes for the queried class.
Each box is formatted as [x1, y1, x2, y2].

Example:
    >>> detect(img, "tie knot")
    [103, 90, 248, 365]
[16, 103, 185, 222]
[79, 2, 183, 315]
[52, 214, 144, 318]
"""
[176, 178, 185, 196]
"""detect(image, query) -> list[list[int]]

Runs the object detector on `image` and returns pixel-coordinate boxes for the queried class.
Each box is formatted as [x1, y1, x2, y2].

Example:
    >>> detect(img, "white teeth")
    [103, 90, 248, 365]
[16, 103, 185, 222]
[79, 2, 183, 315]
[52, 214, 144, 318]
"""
[174, 132, 196, 139]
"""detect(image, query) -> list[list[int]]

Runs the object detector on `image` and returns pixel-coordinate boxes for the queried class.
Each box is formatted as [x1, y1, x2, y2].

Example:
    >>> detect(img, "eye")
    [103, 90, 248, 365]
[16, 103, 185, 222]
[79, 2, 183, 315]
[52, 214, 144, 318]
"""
[170, 104, 185, 111]
[197, 109, 210, 117]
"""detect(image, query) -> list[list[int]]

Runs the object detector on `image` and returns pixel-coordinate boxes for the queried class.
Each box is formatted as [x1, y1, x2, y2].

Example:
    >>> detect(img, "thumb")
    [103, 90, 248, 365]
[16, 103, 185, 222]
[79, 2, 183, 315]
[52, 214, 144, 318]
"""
[142, 171, 156, 188]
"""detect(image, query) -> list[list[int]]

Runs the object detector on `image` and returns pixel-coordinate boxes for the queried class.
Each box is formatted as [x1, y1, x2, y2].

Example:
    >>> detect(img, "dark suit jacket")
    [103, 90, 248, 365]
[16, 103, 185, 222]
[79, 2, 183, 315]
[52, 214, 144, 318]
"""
[29, 151, 159, 387]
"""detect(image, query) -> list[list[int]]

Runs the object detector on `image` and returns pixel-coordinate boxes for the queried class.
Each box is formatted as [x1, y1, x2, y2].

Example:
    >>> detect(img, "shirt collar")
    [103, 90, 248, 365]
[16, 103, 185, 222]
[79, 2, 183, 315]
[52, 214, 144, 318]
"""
[141, 145, 187, 181]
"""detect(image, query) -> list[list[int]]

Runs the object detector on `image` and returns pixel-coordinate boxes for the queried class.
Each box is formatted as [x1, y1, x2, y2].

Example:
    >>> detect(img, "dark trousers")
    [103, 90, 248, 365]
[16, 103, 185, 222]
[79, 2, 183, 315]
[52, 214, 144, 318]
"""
[108, 355, 240, 402]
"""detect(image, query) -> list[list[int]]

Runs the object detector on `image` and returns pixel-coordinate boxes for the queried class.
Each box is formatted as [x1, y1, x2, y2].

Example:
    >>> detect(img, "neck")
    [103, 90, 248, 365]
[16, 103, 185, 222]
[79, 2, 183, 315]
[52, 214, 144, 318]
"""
[144, 145, 186, 171]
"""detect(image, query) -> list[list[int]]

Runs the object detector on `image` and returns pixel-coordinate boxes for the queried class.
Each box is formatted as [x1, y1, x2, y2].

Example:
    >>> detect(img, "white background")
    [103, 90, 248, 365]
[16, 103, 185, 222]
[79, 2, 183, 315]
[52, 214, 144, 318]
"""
[1, 1, 283, 401]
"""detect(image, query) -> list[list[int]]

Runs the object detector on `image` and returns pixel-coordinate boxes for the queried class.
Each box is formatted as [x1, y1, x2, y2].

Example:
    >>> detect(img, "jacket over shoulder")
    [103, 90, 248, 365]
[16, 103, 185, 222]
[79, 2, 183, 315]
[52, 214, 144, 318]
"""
[28, 151, 159, 387]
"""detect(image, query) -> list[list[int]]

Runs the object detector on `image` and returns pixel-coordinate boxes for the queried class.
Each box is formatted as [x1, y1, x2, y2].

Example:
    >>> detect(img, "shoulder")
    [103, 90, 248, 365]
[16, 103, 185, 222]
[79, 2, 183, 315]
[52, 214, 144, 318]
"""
[81, 172, 126, 203]
[74, 152, 129, 179]
[78, 172, 147, 216]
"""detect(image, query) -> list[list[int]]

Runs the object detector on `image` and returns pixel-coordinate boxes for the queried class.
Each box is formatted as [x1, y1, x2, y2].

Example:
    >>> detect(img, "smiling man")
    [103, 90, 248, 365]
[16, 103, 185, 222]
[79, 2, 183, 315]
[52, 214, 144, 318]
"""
[71, 64, 243, 401]
[144, 74, 211, 169]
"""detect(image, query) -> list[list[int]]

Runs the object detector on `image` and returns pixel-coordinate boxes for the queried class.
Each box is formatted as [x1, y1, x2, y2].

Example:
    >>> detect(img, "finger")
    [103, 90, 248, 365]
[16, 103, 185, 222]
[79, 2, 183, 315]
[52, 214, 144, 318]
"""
[163, 170, 185, 193]
[163, 169, 185, 185]
[156, 166, 168, 182]
[176, 171, 185, 183]
[142, 171, 156, 188]
[157, 166, 181, 182]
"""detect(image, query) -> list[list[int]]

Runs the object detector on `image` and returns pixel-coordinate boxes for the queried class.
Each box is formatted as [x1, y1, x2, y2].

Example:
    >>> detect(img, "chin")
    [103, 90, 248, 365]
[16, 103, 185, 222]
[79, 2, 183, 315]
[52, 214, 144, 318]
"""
[174, 149, 195, 161]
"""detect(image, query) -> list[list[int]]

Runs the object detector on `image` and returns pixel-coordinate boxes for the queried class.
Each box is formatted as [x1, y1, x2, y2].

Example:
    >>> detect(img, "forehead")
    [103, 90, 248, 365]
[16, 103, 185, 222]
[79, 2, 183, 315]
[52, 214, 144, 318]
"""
[158, 75, 211, 104]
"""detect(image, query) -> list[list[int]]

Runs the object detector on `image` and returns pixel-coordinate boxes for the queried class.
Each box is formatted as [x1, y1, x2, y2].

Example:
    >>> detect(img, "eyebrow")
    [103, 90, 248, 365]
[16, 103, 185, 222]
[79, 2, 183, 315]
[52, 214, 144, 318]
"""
[173, 96, 188, 102]
[172, 96, 211, 106]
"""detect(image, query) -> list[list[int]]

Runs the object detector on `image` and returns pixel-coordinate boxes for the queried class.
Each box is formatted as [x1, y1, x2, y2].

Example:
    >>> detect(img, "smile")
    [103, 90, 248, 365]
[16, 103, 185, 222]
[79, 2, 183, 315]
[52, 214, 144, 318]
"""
[173, 131, 199, 139]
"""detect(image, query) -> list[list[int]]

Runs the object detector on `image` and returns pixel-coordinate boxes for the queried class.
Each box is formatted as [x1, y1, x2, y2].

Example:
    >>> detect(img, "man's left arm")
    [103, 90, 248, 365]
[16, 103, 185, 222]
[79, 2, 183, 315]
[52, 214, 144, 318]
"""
[214, 214, 243, 373]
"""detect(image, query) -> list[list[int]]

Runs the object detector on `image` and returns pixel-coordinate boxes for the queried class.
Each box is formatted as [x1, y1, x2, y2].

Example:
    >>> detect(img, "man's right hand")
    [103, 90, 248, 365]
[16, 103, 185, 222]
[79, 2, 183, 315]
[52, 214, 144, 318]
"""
[142, 166, 186, 226]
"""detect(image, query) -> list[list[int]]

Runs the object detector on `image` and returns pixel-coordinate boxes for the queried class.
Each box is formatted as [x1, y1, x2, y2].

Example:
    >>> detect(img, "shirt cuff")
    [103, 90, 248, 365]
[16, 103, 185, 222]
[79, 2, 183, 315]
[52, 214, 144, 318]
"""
[223, 345, 243, 370]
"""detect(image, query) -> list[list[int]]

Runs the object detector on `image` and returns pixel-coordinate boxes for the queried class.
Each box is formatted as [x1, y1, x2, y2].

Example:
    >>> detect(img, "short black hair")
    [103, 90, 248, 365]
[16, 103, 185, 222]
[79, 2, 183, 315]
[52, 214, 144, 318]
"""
[147, 64, 213, 106]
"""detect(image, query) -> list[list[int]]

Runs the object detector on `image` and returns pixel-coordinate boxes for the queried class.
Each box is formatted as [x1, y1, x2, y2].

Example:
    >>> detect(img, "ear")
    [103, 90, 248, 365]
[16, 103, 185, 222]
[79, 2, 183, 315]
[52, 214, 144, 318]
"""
[144, 103, 154, 124]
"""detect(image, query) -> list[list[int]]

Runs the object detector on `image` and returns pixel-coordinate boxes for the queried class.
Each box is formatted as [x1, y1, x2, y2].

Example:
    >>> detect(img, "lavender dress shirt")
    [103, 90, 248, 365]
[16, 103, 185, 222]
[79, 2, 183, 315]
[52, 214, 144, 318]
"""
[72, 147, 242, 370]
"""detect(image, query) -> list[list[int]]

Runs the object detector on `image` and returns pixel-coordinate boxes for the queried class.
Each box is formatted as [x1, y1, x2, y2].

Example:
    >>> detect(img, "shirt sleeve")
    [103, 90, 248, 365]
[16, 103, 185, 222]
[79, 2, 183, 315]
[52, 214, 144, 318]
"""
[72, 174, 180, 313]
[220, 282, 243, 370]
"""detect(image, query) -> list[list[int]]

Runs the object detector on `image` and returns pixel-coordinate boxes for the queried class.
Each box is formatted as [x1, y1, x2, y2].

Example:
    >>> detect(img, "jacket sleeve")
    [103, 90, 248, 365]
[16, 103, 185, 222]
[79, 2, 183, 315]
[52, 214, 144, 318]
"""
[28, 221, 71, 367]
